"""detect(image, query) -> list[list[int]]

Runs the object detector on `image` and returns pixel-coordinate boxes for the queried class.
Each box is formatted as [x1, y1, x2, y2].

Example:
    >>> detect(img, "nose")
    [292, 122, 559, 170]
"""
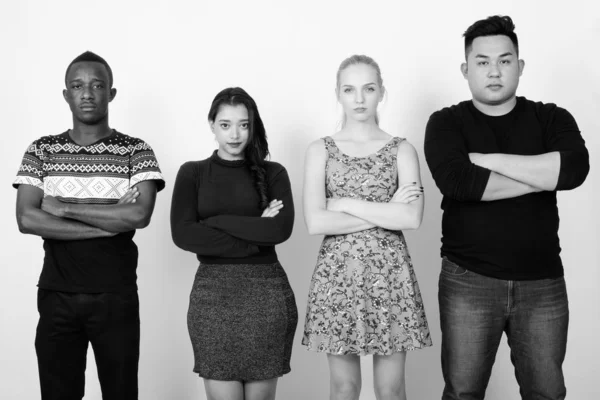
[355, 90, 364, 104]
[230, 126, 240, 140]
[488, 62, 501, 78]
[81, 85, 94, 100]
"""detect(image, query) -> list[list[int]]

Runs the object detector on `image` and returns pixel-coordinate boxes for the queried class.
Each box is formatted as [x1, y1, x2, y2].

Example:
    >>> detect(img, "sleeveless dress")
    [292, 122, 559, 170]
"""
[302, 136, 432, 355]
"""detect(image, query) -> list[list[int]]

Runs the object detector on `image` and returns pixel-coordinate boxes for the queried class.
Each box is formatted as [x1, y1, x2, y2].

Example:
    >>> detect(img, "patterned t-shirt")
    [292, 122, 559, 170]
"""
[13, 130, 165, 293]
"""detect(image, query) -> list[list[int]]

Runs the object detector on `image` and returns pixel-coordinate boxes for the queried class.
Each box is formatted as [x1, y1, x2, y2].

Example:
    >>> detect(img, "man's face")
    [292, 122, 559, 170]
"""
[63, 61, 115, 124]
[462, 35, 524, 111]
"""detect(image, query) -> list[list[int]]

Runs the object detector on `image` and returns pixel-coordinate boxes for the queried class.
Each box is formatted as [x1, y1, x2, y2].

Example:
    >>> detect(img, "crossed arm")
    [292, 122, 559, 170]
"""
[303, 139, 424, 236]
[16, 181, 157, 240]
[424, 109, 589, 202]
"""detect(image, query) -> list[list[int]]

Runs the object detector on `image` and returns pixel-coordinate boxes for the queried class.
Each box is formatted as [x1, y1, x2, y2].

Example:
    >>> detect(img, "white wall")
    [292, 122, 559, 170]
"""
[1, 1, 598, 399]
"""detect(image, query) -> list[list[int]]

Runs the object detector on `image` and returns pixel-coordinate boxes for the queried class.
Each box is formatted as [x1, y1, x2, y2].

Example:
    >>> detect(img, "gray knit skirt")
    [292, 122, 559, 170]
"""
[188, 262, 298, 381]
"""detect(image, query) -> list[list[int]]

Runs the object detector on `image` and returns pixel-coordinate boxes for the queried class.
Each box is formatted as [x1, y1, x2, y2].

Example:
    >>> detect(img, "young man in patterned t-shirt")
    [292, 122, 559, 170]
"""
[14, 51, 165, 400]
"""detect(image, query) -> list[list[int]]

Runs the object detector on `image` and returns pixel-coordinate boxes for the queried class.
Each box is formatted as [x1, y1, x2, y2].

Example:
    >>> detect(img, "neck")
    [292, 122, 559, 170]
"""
[471, 96, 517, 116]
[70, 117, 113, 146]
[341, 118, 380, 140]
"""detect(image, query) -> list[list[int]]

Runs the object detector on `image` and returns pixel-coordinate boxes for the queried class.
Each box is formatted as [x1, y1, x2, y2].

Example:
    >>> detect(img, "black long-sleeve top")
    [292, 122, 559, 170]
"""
[170, 151, 294, 264]
[424, 97, 589, 280]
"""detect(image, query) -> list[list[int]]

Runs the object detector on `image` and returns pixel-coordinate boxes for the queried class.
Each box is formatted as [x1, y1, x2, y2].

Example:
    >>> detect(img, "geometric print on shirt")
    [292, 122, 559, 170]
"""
[13, 130, 165, 204]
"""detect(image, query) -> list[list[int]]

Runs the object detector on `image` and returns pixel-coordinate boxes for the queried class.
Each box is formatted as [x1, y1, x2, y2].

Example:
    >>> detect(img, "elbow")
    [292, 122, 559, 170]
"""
[17, 212, 35, 235]
[129, 209, 152, 230]
[305, 218, 324, 236]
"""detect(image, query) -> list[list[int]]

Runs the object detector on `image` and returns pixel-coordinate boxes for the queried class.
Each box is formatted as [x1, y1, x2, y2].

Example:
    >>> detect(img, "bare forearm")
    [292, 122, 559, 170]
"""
[63, 203, 149, 232]
[341, 198, 422, 230]
[305, 209, 375, 235]
[479, 153, 560, 191]
[480, 172, 540, 201]
[18, 208, 114, 240]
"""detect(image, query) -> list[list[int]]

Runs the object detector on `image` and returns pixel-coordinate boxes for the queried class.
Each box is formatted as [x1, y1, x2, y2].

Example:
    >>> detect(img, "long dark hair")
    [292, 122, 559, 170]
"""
[208, 87, 270, 209]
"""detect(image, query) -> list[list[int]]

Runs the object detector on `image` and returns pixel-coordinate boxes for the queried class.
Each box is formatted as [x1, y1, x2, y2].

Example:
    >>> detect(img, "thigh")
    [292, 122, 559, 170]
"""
[35, 289, 89, 400]
[508, 277, 569, 400]
[84, 291, 140, 400]
[203, 379, 244, 400]
[373, 352, 407, 399]
[438, 258, 507, 399]
[244, 378, 279, 400]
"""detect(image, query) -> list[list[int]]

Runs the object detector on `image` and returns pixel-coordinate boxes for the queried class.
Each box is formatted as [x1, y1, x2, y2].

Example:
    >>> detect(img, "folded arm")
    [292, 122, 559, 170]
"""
[471, 106, 589, 192]
[470, 152, 560, 191]
[170, 162, 258, 257]
[203, 166, 295, 246]
[330, 141, 424, 230]
[16, 185, 115, 240]
[479, 171, 540, 201]
[43, 181, 158, 232]
[303, 139, 375, 235]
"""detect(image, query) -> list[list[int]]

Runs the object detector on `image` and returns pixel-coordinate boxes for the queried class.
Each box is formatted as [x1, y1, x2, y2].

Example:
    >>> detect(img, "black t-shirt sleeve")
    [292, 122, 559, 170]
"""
[203, 163, 295, 246]
[542, 106, 589, 190]
[424, 109, 491, 201]
[170, 161, 259, 257]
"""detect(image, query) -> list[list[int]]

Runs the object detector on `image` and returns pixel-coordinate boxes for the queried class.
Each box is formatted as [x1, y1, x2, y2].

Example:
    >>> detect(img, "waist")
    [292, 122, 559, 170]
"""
[196, 262, 286, 279]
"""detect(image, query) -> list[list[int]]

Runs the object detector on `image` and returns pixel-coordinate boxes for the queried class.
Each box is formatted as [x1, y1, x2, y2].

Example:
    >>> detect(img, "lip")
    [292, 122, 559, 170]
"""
[227, 142, 243, 147]
[486, 84, 503, 90]
[354, 107, 367, 113]
[79, 103, 96, 110]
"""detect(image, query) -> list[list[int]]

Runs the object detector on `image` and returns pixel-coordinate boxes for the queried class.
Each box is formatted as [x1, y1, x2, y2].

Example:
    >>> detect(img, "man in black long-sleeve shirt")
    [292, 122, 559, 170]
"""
[424, 16, 589, 400]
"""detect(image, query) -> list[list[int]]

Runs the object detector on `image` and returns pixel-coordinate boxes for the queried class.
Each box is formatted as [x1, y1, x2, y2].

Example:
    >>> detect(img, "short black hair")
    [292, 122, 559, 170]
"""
[64, 51, 113, 87]
[463, 15, 518, 59]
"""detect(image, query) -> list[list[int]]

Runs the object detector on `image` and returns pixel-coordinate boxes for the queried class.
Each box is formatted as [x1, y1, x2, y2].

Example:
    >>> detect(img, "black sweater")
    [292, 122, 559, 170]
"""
[424, 97, 589, 280]
[170, 151, 294, 264]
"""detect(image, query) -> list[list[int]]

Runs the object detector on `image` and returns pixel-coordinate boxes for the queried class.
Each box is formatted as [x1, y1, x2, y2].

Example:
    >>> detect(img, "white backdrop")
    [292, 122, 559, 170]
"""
[1, 1, 598, 399]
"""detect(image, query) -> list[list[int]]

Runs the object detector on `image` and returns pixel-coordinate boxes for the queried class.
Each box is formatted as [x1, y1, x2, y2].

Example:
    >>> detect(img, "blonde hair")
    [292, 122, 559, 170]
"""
[336, 54, 383, 127]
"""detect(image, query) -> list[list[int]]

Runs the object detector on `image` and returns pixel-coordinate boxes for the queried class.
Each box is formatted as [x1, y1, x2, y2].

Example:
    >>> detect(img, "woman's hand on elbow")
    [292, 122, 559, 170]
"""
[261, 199, 283, 218]
[391, 183, 423, 204]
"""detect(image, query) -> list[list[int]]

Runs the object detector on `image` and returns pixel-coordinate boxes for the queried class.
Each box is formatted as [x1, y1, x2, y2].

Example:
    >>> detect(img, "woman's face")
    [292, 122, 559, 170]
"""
[211, 104, 250, 161]
[337, 63, 384, 125]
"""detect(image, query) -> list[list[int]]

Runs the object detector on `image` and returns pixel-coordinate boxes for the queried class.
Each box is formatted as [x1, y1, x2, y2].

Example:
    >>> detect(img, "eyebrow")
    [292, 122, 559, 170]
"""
[475, 52, 514, 59]
[217, 119, 249, 122]
[68, 78, 106, 83]
[342, 82, 377, 87]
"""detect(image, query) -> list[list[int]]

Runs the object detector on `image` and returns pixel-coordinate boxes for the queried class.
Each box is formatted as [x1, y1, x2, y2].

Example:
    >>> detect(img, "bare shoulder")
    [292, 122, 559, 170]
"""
[306, 138, 327, 156]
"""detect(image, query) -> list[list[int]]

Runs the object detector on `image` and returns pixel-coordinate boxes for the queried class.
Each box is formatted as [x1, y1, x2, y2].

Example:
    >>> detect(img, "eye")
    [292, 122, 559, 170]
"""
[94, 84, 105, 89]
[71, 84, 82, 89]
[477, 61, 489, 66]
[500, 59, 511, 65]
[240, 123, 249, 129]
[220, 123, 229, 129]
[366, 87, 376, 92]
[343, 88, 353, 93]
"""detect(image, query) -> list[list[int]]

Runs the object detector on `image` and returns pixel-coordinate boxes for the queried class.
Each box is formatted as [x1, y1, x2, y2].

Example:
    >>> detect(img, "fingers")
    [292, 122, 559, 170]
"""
[261, 199, 284, 218]
[392, 183, 424, 203]
[118, 187, 140, 204]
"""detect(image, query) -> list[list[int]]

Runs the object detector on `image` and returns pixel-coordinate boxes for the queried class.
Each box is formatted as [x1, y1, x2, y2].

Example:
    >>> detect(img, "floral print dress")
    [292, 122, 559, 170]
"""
[302, 136, 432, 355]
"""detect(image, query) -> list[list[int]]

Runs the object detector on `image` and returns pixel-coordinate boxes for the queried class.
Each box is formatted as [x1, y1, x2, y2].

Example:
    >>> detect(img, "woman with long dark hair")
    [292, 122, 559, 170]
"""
[171, 87, 297, 400]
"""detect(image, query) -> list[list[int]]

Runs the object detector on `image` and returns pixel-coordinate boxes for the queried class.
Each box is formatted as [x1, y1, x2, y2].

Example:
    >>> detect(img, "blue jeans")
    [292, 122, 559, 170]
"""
[438, 257, 569, 400]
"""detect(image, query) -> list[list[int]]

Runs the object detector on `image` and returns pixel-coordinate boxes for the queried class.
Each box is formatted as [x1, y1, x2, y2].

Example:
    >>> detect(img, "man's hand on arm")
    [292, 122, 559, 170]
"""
[60, 181, 158, 232]
[469, 152, 560, 191]
[16, 185, 117, 240]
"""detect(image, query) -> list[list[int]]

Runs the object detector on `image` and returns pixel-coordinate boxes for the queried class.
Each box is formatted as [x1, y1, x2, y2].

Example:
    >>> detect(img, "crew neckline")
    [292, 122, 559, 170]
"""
[210, 150, 246, 167]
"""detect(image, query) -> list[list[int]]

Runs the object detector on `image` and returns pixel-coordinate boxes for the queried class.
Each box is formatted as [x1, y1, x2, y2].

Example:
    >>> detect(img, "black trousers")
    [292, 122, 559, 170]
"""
[35, 289, 140, 400]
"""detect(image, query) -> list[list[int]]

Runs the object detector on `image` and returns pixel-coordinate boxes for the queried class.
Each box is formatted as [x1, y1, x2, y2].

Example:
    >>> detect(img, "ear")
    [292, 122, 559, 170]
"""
[460, 62, 468, 79]
[518, 59, 525, 77]
[209, 120, 215, 133]
[335, 87, 340, 101]
[62, 89, 68, 102]
[379, 86, 386, 102]
[109, 88, 117, 102]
